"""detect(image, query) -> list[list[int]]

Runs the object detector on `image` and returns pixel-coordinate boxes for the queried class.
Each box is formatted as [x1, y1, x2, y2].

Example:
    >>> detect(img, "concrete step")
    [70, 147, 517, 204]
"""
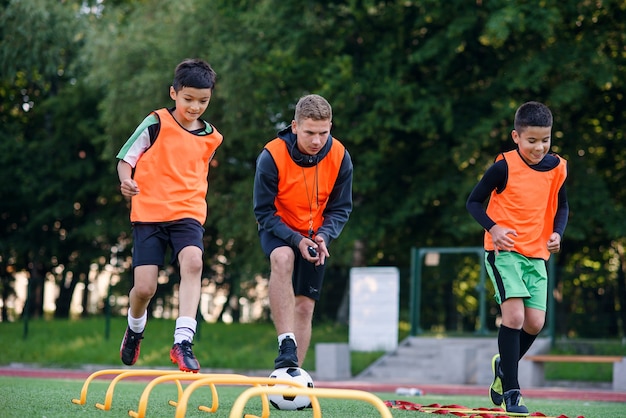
[355, 336, 551, 386]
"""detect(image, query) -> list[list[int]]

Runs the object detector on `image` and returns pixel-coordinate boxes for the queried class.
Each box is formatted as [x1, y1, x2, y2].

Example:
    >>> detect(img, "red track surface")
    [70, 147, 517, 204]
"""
[2, 366, 625, 403]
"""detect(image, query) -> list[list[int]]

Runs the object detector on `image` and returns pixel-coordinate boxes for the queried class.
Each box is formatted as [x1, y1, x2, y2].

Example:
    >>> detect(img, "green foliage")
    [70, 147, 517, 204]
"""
[0, 0, 85, 82]
[83, 0, 192, 157]
[1, 0, 625, 337]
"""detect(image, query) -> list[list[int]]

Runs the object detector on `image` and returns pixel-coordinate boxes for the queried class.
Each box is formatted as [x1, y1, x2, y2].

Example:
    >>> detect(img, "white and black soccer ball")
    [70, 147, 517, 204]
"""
[267, 367, 314, 410]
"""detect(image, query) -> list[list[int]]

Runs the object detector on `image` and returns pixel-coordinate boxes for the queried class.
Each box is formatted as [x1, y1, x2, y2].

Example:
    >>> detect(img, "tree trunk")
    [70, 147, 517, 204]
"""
[54, 271, 80, 318]
[81, 271, 92, 318]
[1, 273, 15, 322]
[25, 261, 45, 319]
[218, 277, 240, 323]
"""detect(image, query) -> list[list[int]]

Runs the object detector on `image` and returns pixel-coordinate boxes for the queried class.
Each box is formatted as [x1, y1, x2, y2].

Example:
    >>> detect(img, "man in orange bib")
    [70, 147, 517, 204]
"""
[467, 101, 569, 416]
[253, 94, 353, 369]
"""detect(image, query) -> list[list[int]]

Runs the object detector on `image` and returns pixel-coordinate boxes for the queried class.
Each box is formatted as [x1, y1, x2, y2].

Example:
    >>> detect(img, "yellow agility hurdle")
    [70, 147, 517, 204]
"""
[229, 386, 393, 418]
[128, 372, 250, 418]
[172, 375, 314, 418]
[95, 370, 189, 411]
[71, 369, 183, 406]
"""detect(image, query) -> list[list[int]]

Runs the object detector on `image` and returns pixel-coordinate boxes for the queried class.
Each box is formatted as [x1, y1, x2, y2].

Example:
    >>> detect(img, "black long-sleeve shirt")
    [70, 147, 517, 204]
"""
[466, 152, 569, 237]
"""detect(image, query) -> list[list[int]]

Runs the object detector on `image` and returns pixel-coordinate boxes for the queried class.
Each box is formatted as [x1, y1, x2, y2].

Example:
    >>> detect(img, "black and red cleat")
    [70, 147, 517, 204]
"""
[170, 340, 200, 373]
[120, 327, 144, 366]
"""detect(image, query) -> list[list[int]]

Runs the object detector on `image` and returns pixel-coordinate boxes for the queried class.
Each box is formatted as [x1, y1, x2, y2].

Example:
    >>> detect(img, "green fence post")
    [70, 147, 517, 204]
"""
[474, 248, 488, 335]
[410, 247, 487, 336]
[409, 247, 423, 336]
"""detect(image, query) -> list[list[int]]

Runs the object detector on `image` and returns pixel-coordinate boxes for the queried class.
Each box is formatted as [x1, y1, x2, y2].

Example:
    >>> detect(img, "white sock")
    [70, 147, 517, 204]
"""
[278, 332, 297, 348]
[174, 316, 197, 344]
[128, 311, 147, 333]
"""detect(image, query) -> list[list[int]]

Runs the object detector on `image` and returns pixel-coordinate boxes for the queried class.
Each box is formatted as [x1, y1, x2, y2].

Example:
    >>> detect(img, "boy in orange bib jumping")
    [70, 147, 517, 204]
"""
[116, 59, 223, 373]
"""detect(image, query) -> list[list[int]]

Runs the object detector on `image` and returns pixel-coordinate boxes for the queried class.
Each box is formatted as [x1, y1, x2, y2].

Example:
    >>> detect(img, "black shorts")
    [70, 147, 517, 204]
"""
[131, 218, 204, 268]
[259, 229, 325, 301]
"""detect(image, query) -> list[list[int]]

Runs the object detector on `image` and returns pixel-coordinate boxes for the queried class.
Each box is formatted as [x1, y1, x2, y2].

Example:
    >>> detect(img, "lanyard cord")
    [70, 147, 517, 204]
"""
[301, 164, 319, 239]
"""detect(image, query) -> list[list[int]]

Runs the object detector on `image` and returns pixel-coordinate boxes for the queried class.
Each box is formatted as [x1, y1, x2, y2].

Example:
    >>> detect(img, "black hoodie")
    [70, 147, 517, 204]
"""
[253, 126, 353, 248]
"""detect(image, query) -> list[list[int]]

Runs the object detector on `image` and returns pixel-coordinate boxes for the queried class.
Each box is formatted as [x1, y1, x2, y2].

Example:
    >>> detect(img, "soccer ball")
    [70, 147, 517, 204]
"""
[267, 367, 314, 410]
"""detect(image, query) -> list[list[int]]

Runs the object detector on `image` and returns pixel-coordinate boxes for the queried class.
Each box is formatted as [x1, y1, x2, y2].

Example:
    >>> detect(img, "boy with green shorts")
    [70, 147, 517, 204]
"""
[466, 101, 569, 416]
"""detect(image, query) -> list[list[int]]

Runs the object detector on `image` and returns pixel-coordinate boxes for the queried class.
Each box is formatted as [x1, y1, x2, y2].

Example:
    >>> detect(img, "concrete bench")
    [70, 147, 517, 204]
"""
[315, 343, 351, 380]
[521, 354, 626, 391]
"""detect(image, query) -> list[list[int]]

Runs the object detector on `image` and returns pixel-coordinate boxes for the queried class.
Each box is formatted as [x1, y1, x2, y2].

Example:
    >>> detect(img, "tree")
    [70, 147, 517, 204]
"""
[2, 0, 624, 337]
[0, 0, 118, 318]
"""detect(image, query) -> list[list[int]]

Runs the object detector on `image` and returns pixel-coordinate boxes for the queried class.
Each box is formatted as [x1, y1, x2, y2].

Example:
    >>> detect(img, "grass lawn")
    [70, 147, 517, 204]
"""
[0, 317, 382, 374]
[2, 317, 622, 383]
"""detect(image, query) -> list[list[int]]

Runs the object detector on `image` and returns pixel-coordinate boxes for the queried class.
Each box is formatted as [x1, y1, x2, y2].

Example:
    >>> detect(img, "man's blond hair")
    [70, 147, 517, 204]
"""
[294, 94, 332, 123]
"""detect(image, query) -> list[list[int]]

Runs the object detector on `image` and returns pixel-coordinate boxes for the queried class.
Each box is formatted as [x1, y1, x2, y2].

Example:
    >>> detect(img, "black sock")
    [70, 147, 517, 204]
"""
[519, 329, 538, 359]
[498, 325, 521, 391]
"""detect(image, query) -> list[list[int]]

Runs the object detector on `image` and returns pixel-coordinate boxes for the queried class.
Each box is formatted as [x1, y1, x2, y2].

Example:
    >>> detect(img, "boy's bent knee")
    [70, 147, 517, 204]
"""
[524, 320, 545, 335]
[131, 284, 157, 301]
[178, 246, 203, 273]
[182, 256, 203, 274]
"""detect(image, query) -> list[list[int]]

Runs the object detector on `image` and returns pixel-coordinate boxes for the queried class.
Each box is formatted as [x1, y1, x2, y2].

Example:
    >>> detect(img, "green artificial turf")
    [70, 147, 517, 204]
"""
[0, 376, 622, 418]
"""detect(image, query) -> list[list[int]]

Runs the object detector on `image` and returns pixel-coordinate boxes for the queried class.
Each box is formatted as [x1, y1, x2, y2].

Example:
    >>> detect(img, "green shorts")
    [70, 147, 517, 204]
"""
[484, 251, 548, 311]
